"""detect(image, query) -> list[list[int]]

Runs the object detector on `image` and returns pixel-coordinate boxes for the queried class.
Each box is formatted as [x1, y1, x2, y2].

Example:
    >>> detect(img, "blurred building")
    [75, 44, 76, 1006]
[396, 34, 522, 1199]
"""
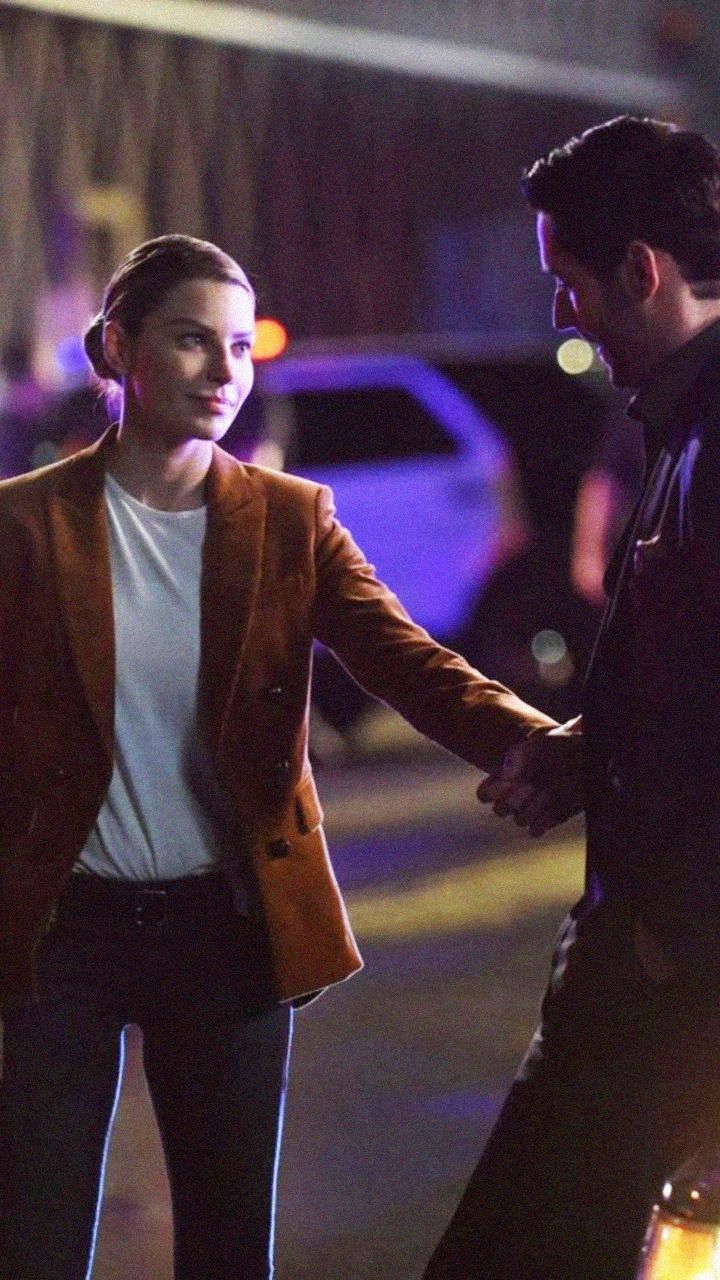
[0, 0, 702, 725]
[0, 0, 689, 350]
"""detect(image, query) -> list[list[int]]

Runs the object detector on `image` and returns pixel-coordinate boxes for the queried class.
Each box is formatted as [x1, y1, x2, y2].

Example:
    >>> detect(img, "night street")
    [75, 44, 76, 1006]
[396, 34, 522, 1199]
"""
[1, 8, 713, 1279]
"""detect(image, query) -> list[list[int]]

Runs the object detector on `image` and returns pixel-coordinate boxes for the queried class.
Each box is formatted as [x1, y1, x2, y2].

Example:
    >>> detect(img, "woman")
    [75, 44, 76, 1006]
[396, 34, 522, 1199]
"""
[0, 235, 554, 1280]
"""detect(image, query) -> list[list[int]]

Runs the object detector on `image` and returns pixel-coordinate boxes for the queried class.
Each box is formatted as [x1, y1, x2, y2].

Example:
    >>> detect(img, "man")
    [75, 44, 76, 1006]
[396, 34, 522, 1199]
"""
[424, 115, 720, 1280]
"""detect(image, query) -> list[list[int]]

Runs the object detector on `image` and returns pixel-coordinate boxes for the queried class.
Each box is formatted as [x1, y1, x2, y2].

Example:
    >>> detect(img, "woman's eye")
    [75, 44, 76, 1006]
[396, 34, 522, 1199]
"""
[178, 333, 204, 349]
[232, 341, 252, 356]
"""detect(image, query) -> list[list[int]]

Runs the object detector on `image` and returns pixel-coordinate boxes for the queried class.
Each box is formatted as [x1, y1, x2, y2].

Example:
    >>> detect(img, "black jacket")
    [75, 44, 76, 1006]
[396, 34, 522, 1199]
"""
[581, 325, 720, 954]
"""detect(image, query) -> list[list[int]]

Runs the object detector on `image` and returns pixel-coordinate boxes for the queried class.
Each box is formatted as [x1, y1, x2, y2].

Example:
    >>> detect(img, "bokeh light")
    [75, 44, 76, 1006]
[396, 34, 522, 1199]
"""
[252, 318, 289, 361]
[556, 338, 594, 376]
[531, 629, 575, 687]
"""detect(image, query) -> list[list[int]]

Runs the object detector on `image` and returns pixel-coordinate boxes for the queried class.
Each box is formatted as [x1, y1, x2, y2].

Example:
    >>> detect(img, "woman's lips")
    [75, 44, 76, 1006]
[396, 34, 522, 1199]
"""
[190, 394, 234, 413]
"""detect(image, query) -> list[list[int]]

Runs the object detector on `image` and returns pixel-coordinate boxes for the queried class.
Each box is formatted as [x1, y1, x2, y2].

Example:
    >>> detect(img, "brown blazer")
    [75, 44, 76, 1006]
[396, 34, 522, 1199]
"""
[0, 431, 554, 1006]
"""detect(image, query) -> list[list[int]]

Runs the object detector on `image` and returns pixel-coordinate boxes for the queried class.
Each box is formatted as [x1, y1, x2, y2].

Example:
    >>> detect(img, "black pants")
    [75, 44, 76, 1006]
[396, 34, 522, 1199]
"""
[0, 874, 293, 1280]
[424, 902, 720, 1280]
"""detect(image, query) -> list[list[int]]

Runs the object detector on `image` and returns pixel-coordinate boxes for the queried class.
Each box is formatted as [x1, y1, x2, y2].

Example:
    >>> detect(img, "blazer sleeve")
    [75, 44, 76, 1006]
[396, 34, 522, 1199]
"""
[309, 485, 556, 771]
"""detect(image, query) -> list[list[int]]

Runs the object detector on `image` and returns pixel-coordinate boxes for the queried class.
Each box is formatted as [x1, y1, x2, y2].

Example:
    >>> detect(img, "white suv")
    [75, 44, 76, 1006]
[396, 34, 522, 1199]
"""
[254, 352, 521, 640]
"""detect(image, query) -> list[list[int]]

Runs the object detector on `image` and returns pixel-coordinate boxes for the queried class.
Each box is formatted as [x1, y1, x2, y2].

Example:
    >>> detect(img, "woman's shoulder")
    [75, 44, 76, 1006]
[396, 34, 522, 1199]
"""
[0, 441, 101, 512]
[216, 449, 325, 508]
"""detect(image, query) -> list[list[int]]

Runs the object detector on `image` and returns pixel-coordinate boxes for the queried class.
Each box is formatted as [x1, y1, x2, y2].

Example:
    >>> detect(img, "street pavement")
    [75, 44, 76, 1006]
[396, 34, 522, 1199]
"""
[91, 735, 585, 1280]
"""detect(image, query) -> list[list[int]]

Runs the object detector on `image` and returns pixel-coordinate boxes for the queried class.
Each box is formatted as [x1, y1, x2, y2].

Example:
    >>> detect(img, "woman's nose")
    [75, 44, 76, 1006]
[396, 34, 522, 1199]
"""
[208, 346, 233, 383]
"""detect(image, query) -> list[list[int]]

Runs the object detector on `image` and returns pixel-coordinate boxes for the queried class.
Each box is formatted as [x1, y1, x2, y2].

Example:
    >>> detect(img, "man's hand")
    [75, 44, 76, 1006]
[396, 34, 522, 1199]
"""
[477, 719, 584, 836]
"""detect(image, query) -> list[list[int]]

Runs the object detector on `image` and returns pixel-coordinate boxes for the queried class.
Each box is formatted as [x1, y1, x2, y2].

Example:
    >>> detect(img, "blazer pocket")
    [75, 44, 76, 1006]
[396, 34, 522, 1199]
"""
[294, 773, 324, 836]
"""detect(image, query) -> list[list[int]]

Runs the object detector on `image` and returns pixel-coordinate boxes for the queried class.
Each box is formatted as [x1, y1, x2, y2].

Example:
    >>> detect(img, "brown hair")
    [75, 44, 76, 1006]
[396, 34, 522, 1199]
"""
[84, 234, 254, 382]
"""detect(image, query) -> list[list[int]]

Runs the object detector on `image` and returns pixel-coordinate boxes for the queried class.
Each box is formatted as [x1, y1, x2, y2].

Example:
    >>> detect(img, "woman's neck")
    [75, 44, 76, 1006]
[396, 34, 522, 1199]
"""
[106, 431, 212, 511]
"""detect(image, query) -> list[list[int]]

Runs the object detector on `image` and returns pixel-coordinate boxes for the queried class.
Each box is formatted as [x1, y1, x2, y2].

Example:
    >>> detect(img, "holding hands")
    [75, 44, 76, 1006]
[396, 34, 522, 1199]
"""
[478, 718, 584, 837]
[479, 725, 679, 980]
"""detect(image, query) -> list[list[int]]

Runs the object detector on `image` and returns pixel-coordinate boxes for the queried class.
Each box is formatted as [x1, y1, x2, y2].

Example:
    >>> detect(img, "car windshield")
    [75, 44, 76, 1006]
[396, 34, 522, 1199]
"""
[285, 388, 458, 467]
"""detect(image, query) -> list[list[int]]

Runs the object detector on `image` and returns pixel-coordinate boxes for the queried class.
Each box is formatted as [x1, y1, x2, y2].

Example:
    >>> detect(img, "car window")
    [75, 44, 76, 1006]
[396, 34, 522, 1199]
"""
[283, 388, 459, 467]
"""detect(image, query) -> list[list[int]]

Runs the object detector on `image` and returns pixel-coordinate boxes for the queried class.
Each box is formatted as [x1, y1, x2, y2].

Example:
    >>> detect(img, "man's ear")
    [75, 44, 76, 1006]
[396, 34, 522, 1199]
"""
[102, 320, 129, 378]
[623, 240, 661, 302]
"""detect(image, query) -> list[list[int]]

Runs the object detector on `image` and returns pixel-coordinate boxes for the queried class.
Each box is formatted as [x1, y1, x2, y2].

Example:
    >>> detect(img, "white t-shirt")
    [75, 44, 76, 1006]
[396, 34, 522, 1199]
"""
[76, 473, 241, 884]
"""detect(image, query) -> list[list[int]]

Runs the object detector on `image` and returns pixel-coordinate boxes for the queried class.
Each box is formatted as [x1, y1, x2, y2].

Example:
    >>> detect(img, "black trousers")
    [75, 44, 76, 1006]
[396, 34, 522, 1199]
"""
[424, 902, 720, 1280]
[0, 873, 293, 1280]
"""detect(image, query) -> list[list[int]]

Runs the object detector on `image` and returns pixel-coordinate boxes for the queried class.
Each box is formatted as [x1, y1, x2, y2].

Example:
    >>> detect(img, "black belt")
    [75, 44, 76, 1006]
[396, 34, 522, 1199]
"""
[61, 871, 231, 927]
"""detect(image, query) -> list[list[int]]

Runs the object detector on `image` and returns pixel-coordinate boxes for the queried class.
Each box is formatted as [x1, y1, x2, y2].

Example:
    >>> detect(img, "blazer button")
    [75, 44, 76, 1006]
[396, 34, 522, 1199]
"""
[273, 759, 291, 779]
[266, 684, 284, 702]
[268, 838, 292, 860]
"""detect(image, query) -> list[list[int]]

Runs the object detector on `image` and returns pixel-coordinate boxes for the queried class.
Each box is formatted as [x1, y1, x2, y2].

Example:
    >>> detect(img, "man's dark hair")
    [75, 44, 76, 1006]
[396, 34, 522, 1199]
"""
[522, 115, 720, 291]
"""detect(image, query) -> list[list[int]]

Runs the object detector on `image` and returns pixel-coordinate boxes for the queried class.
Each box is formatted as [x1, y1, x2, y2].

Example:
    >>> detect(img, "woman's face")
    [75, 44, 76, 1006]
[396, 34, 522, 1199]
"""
[112, 277, 256, 449]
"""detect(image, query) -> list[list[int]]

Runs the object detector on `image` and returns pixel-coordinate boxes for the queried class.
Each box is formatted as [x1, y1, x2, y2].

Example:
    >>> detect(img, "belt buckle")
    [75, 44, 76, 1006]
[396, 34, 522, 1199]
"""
[133, 887, 168, 927]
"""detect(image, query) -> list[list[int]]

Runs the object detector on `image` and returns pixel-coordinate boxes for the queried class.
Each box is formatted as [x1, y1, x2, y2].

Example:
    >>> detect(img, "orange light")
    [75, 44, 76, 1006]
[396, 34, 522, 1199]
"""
[638, 1211, 720, 1278]
[252, 318, 289, 361]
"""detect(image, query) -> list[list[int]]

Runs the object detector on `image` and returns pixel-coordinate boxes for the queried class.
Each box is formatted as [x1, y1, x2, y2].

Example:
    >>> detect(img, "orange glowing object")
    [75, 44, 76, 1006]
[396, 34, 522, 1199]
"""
[252, 318, 289, 361]
[638, 1152, 720, 1279]
[638, 1213, 720, 1278]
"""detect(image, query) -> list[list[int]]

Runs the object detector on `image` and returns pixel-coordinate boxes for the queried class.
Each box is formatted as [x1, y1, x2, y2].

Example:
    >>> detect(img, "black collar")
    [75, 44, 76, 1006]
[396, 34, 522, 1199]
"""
[628, 318, 720, 460]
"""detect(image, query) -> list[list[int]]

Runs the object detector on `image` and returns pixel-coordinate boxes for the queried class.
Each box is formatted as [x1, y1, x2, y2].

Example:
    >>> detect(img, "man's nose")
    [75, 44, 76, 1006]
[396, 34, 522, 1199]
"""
[552, 288, 576, 332]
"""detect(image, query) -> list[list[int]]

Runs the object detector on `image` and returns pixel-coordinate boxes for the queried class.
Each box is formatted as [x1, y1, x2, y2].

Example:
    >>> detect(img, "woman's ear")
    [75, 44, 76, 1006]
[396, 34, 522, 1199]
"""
[623, 240, 661, 302]
[102, 320, 129, 378]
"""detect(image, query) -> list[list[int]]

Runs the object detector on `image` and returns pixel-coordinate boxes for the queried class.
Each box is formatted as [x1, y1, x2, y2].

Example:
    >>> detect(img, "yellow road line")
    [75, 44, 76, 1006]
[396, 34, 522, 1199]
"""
[345, 837, 585, 939]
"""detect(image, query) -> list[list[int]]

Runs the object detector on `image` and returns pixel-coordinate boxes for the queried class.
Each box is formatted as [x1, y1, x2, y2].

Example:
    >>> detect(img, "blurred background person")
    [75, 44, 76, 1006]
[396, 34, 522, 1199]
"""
[0, 336, 49, 477]
[570, 405, 644, 607]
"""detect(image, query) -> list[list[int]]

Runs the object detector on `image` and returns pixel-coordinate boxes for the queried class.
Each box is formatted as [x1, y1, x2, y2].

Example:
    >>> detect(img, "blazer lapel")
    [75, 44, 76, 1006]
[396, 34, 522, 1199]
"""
[47, 440, 115, 761]
[48, 438, 267, 761]
[200, 448, 267, 750]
